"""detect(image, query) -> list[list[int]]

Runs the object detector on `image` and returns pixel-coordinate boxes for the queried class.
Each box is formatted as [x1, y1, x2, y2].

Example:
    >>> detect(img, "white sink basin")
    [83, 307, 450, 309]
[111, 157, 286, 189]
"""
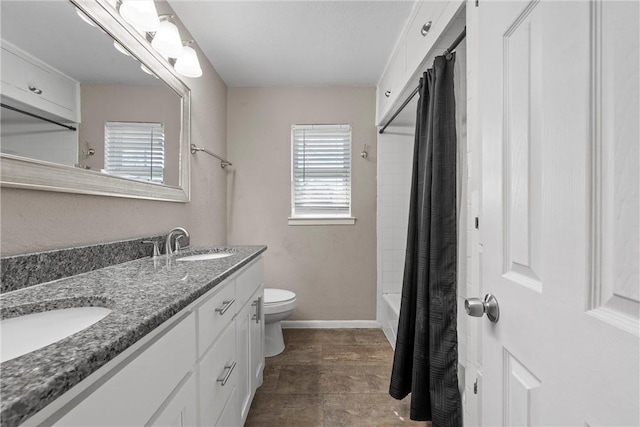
[177, 253, 233, 262]
[0, 307, 112, 363]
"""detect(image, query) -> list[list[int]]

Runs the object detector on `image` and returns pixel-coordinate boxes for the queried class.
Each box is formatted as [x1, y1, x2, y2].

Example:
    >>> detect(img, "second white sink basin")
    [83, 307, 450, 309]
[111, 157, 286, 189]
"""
[177, 253, 233, 262]
[0, 307, 112, 363]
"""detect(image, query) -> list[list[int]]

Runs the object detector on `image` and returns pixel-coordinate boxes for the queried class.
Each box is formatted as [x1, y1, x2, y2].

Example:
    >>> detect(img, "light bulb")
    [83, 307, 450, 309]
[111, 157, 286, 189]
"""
[140, 63, 159, 79]
[151, 20, 183, 59]
[174, 46, 202, 78]
[119, 0, 160, 32]
[113, 41, 131, 56]
[76, 8, 96, 27]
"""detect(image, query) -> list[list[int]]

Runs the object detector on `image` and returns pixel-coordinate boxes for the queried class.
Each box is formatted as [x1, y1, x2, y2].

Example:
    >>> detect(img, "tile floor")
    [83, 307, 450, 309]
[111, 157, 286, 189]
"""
[245, 329, 430, 426]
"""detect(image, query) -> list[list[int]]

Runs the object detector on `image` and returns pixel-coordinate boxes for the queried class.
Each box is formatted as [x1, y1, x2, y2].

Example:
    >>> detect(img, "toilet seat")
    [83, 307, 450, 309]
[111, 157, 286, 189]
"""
[264, 288, 296, 315]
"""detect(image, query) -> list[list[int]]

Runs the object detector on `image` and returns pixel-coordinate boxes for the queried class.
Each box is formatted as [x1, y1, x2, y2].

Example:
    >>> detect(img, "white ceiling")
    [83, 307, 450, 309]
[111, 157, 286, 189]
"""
[168, 0, 414, 87]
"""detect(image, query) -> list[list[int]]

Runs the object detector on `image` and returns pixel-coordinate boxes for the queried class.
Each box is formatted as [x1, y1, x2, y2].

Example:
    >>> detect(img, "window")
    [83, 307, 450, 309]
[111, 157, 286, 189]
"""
[290, 124, 354, 225]
[104, 121, 165, 183]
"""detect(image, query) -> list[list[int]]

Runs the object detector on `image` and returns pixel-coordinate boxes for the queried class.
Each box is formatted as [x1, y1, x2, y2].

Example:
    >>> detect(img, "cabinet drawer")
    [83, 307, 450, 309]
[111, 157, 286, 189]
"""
[235, 257, 263, 306]
[377, 43, 405, 124]
[1, 46, 79, 123]
[197, 279, 236, 357]
[198, 322, 237, 426]
[405, 0, 449, 75]
[56, 313, 196, 426]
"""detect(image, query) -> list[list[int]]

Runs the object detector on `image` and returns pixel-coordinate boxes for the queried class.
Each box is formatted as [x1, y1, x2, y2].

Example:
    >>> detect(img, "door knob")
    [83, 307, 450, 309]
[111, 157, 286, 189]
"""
[465, 294, 499, 322]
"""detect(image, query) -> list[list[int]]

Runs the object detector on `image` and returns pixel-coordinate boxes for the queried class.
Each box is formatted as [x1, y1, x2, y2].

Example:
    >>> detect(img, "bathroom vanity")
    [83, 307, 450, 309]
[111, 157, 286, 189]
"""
[0, 246, 266, 427]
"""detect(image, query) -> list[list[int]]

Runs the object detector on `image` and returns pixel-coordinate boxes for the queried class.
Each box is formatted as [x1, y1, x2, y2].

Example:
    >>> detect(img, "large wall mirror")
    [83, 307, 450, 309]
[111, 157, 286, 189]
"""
[0, 0, 191, 202]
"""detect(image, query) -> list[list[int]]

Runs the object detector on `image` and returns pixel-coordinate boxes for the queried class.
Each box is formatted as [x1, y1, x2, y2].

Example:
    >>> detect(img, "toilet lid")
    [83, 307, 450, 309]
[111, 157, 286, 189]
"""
[264, 288, 296, 304]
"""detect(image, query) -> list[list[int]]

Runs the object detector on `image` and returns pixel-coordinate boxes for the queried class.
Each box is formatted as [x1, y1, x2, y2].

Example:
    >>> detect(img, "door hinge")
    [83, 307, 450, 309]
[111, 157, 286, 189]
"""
[475, 0, 479, 7]
[473, 379, 478, 394]
[475, 217, 479, 230]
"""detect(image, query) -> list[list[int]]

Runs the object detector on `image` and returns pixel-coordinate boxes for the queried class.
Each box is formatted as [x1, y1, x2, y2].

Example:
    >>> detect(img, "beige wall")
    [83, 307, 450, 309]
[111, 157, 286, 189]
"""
[227, 87, 377, 321]
[0, 4, 228, 256]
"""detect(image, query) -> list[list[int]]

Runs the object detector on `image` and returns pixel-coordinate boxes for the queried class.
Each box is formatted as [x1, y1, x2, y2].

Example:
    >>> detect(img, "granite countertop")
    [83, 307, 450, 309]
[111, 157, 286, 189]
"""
[0, 245, 267, 427]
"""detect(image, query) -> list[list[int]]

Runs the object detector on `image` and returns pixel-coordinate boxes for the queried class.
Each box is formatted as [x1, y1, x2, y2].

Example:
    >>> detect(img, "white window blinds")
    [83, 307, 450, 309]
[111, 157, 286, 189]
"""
[104, 122, 165, 184]
[291, 124, 352, 217]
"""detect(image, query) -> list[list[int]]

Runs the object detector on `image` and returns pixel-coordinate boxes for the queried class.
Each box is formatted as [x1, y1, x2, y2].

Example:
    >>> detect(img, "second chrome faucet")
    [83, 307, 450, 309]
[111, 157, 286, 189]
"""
[165, 227, 190, 255]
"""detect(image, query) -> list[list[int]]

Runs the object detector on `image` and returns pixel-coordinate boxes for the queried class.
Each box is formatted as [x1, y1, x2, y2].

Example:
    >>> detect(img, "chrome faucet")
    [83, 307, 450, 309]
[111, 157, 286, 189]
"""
[165, 227, 190, 255]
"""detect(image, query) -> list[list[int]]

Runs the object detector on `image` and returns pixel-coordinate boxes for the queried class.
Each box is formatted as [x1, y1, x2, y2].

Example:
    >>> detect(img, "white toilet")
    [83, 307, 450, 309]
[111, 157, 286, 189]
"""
[263, 288, 297, 357]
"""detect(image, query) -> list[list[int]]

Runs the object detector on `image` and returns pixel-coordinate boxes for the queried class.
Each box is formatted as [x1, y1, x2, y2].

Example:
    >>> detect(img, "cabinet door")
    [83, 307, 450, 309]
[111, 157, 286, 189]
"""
[236, 287, 265, 425]
[198, 322, 237, 426]
[377, 44, 406, 124]
[235, 300, 252, 424]
[1, 46, 80, 122]
[57, 314, 196, 427]
[404, 0, 448, 75]
[249, 287, 264, 392]
[148, 373, 197, 427]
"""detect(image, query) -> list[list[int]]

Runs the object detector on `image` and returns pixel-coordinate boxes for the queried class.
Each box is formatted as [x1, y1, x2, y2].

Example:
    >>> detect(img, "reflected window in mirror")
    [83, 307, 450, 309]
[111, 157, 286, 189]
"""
[104, 121, 165, 184]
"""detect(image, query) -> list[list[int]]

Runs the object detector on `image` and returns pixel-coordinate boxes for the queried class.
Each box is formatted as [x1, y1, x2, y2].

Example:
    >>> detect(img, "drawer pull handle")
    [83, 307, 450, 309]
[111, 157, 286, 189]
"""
[215, 298, 235, 316]
[252, 296, 262, 324]
[384, 90, 391, 98]
[420, 21, 432, 36]
[28, 86, 43, 95]
[217, 361, 236, 386]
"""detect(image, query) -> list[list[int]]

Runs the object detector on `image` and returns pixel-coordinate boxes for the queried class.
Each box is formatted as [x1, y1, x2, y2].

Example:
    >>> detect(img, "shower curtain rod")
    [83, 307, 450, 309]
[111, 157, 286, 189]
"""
[378, 27, 466, 135]
[1, 103, 77, 131]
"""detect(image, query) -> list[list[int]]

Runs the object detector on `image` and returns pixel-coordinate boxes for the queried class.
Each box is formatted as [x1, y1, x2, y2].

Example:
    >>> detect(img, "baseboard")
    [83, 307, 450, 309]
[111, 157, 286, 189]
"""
[281, 320, 382, 329]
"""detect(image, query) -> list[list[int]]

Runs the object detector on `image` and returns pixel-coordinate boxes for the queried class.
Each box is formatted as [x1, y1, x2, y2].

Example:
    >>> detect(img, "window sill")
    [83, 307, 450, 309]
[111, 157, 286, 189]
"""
[288, 217, 356, 226]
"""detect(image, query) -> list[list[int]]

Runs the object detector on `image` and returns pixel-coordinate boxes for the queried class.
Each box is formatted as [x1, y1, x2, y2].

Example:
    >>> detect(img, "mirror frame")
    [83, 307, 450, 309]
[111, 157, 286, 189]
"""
[0, 0, 191, 202]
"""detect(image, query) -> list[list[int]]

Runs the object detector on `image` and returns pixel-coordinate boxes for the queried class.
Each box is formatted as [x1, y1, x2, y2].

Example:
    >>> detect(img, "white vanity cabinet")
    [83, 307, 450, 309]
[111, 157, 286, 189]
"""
[30, 256, 265, 427]
[1, 42, 80, 124]
[195, 256, 264, 427]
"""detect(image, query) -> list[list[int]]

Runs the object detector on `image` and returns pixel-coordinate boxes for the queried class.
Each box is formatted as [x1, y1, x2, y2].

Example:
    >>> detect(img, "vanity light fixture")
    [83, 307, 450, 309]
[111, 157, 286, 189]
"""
[151, 15, 183, 59]
[174, 41, 202, 78]
[119, 0, 160, 32]
[114, 2, 203, 79]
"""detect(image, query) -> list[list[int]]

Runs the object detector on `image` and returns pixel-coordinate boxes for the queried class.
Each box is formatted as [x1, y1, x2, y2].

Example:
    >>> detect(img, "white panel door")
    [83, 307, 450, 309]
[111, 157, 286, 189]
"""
[478, 1, 639, 426]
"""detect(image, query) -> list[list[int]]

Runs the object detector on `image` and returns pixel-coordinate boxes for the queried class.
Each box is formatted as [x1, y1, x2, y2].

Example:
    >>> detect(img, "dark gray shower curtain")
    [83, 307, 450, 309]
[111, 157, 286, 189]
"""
[389, 54, 461, 426]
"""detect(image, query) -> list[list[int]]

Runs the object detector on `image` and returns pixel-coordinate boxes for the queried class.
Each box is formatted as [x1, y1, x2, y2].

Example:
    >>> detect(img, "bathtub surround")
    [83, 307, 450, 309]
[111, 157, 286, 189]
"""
[0, 246, 266, 427]
[0, 0, 228, 256]
[227, 87, 377, 322]
[0, 235, 184, 293]
[376, 106, 415, 345]
[381, 293, 401, 346]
